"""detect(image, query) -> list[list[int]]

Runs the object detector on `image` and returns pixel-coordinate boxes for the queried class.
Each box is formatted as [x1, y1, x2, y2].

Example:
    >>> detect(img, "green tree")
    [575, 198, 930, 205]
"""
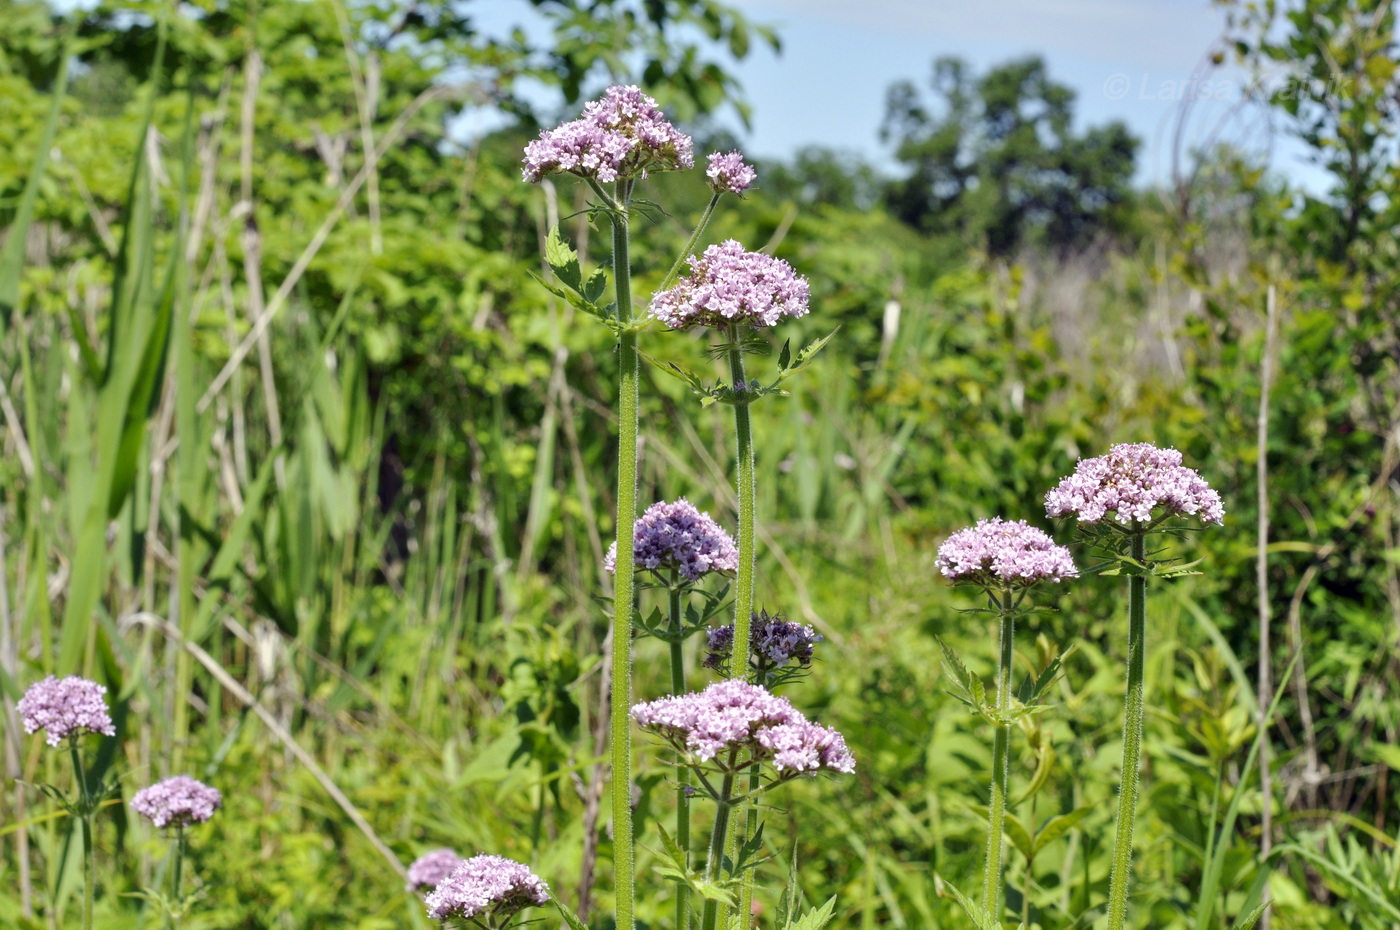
[881, 55, 1139, 256]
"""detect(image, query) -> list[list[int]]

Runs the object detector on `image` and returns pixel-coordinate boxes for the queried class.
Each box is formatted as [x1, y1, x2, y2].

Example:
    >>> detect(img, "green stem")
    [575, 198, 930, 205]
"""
[699, 771, 737, 930]
[725, 330, 759, 930]
[981, 595, 1014, 917]
[659, 194, 721, 293]
[726, 331, 756, 668]
[1106, 532, 1148, 930]
[172, 827, 187, 930]
[609, 179, 638, 930]
[69, 742, 94, 930]
[669, 578, 692, 930]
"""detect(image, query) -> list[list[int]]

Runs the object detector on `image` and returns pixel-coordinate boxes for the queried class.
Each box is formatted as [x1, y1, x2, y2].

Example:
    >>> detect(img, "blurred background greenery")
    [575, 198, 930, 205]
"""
[0, 0, 1397, 927]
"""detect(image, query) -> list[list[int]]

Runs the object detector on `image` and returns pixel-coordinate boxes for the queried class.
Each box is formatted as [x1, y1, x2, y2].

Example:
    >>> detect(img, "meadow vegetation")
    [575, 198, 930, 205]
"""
[1, 0, 1398, 927]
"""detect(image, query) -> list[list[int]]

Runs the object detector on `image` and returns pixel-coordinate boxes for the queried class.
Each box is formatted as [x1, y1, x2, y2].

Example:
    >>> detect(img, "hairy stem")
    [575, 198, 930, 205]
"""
[69, 742, 94, 930]
[669, 578, 692, 930]
[726, 332, 756, 667]
[1106, 532, 1148, 930]
[981, 597, 1015, 917]
[699, 771, 737, 930]
[609, 179, 638, 930]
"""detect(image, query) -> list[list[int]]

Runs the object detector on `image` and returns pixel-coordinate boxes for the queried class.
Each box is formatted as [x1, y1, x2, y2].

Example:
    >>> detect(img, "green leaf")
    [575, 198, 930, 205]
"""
[1032, 806, 1091, 856]
[583, 266, 608, 303]
[785, 895, 837, 930]
[777, 338, 792, 370]
[1003, 813, 1033, 860]
[545, 226, 583, 291]
[937, 876, 999, 930]
[1014, 743, 1055, 806]
[1229, 901, 1271, 930]
[554, 897, 592, 930]
[777, 844, 802, 930]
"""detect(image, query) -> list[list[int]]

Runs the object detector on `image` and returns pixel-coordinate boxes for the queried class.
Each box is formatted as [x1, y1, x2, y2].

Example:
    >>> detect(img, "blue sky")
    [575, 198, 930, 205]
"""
[720, 0, 1315, 189]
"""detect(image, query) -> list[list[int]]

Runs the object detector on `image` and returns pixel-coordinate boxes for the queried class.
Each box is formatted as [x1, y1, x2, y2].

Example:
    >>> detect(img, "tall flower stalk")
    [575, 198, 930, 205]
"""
[17, 675, 116, 930]
[131, 774, 222, 929]
[1046, 443, 1223, 930]
[935, 518, 1076, 920]
[524, 84, 694, 930]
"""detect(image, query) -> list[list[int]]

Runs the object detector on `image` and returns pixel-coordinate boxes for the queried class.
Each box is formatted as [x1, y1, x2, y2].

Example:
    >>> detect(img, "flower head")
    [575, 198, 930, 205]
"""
[650, 239, 810, 330]
[131, 775, 222, 828]
[1045, 442, 1224, 527]
[424, 854, 550, 923]
[408, 848, 464, 893]
[704, 610, 823, 672]
[604, 498, 738, 582]
[935, 518, 1077, 588]
[17, 676, 116, 747]
[631, 680, 855, 775]
[706, 150, 757, 194]
[522, 85, 693, 184]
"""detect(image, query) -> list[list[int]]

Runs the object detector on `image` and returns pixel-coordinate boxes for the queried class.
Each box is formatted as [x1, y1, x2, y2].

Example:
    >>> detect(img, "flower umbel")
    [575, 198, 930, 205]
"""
[408, 848, 465, 893]
[424, 854, 550, 925]
[631, 679, 855, 776]
[604, 498, 739, 582]
[936, 518, 1077, 588]
[704, 610, 823, 673]
[522, 84, 693, 184]
[17, 676, 116, 747]
[706, 150, 757, 195]
[650, 239, 810, 330]
[1045, 442, 1224, 527]
[131, 775, 222, 828]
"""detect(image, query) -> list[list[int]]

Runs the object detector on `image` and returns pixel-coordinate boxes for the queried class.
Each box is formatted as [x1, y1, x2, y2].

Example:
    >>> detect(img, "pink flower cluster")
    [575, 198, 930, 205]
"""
[522, 85, 693, 184]
[604, 498, 738, 582]
[408, 848, 464, 893]
[424, 854, 550, 922]
[650, 239, 810, 330]
[935, 518, 1077, 588]
[16, 675, 116, 746]
[631, 680, 855, 775]
[131, 775, 222, 828]
[706, 150, 757, 194]
[1045, 442, 1224, 526]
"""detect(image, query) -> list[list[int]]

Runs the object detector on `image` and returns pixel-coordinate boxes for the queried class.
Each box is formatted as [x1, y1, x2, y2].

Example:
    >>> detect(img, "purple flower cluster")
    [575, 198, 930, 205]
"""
[17, 675, 116, 747]
[130, 775, 222, 828]
[650, 239, 810, 330]
[522, 85, 693, 184]
[935, 518, 1077, 588]
[408, 848, 464, 893]
[603, 498, 738, 582]
[424, 854, 550, 923]
[706, 150, 757, 194]
[631, 680, 855, 775]
[704, 611, 823, 671]
[1045, 442, 1225, 527]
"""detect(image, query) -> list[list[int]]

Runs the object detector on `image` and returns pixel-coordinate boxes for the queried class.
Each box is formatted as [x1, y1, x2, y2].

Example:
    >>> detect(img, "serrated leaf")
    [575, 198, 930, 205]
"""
[937, 877, 999, 930]
[554, 897, 592, 930]
[777, 338, 792, 370]
[545, 227, 583, 291]
[785, 895, 837, 930]
[777, 844, 802, 930]
[583, 266, 608, 303]
[656, 823, 689, 872]
[695, 881, 737, 905]
[1032, 805, 1091, 856]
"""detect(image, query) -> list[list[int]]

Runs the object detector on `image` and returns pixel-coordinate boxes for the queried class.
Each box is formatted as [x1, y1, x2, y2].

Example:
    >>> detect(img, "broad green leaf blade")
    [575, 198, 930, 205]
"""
[785, 895, 837, 930]
[1031, 805, 1091, 856]
[1230, 901, 1270, 930]
[937, 876, 999, 930]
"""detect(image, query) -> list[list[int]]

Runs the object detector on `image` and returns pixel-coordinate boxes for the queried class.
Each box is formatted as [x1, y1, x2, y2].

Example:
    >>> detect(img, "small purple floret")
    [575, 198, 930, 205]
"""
[1045, 442, 1224, 526]
[706, 150, 757, 194]
[650, 239, 810, 330]
[522, 84, 693, 184]
[424, 854, 550, 923]
[631, 680, 855, 775]
[704, 612, 823, 670]
[604, 498, 738, 581]
[17, 676, 116, 747]
[130, 775, 222, 828]
[935, 518, 1077, 588]
[408, 848, 464, 893]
